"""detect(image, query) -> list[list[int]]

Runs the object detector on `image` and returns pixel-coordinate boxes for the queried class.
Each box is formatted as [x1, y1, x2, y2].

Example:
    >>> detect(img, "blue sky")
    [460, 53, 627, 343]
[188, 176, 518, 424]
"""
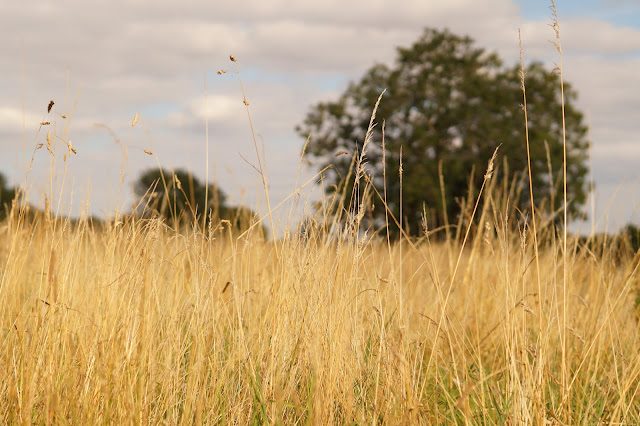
[517, 0, 640, 27]
[1, 0, 639, 234]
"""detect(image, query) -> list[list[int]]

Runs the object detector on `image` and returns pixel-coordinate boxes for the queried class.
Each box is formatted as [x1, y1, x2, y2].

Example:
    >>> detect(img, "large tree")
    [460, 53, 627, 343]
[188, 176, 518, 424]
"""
[297, 28, 589, 236]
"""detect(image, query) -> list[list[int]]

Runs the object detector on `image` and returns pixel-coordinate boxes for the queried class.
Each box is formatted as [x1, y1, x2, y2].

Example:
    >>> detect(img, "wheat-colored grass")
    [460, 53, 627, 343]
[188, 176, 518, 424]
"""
[1, 193, 639, 424]
[2, 9, 640, 423]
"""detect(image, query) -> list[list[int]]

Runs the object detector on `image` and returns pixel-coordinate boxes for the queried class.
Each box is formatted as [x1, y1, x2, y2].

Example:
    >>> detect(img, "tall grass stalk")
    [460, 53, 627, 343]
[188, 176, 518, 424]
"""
[550, 1, 570, 410]
[519, 29, 546, 419]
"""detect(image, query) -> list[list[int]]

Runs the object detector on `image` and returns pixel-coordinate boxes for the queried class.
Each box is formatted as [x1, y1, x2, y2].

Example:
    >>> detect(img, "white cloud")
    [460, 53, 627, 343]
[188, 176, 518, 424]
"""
[167, 94, 242, 126]
[562, 19, 640, 53]
[0, 107, 41, 131]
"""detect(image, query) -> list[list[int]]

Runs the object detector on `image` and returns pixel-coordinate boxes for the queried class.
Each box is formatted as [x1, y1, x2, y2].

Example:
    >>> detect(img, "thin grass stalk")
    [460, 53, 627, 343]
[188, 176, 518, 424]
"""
[202, 71, 210, 237]
[519, 30, 545, 419]
[550, 0, 569, 402]
[231, 57, 279, 259]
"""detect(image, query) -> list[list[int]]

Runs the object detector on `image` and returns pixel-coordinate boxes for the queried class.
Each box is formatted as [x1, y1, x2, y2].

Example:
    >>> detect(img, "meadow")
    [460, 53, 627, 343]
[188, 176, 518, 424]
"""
[2, 11, 640, 425]
[1, 144, 640, 424]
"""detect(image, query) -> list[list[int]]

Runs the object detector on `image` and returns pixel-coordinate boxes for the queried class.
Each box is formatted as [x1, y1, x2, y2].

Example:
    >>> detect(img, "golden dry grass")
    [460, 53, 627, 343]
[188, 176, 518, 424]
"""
[1, 202, 639, 424]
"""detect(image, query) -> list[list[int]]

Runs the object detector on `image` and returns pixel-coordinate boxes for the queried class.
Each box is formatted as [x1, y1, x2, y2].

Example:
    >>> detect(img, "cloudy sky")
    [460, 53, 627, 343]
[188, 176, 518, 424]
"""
[1, 0, 639, 234]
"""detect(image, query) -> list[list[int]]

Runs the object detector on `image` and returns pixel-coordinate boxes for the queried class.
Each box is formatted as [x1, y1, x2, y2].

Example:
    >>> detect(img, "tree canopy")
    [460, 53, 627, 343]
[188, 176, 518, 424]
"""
[297, 28, 590, 236]
[0, 172, 16, 222]
[133, 168, 262, 235]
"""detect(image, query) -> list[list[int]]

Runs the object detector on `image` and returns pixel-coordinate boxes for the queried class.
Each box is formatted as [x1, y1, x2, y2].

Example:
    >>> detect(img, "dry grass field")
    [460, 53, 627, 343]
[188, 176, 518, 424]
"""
[1, 166, 640, 424]
[2, 7, 640, 423]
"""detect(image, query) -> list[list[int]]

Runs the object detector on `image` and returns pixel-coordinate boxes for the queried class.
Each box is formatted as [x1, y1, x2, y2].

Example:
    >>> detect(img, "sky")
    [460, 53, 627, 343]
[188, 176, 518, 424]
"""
[1, 0, 639, 234]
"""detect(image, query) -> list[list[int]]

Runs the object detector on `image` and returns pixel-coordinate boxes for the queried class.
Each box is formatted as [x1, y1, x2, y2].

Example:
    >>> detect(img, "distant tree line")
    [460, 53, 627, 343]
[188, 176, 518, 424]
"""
[0, 169, 264, 237]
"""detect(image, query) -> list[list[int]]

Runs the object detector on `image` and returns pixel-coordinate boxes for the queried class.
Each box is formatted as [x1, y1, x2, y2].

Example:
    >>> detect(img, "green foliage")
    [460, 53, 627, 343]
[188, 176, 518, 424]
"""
[134, 168, 227, 223]
[623, 223, 640, 254]
[0, 172, 16, 222]
[133, 168, 264, 236]
[297, 28, 590, 236]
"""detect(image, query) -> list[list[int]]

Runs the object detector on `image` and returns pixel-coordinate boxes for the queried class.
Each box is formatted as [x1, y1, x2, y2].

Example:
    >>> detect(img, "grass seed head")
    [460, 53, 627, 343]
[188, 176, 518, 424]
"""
[67, 140, 77, 155]
[484, 145, 501, 180]
[46, 130, 52, 153]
